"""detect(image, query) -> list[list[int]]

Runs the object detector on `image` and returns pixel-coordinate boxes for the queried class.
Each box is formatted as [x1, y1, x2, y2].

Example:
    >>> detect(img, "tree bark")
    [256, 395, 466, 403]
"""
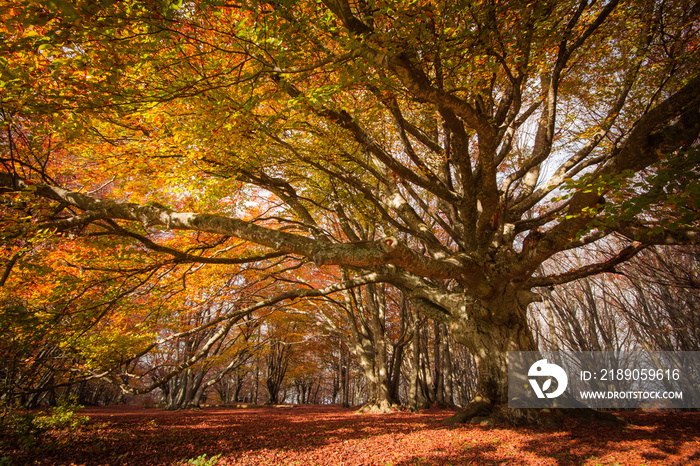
[407, 306, 422, 412]
[441, 323, 454, 407]
[447, 289, 539, 423]
[341, 344, 350, 407]
[433, 322, 444, 405]
[368, 284, 394, 412]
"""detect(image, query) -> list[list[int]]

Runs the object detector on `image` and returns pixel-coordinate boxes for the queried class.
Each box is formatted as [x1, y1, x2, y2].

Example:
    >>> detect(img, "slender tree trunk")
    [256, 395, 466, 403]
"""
[442, 324, 454, 406]
[254, 355, 260, 404]
[253, 329, 261, 404]
[332, 340, 341, 403]
[419, 328, 435, 405]
[433, 322, 444, 405]
[233, 371, 244, 402]
[388, 343, 404, 404]
[341, 344, 350, 407]
[312, 378, 321, 404]
[191, 382, 206, 408]
[408, 307, 421, 412]
[266, 378, 278, 404]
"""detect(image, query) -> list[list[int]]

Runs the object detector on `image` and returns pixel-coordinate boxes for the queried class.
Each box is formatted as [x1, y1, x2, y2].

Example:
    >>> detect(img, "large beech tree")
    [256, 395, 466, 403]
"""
[2, 0, 699, 421]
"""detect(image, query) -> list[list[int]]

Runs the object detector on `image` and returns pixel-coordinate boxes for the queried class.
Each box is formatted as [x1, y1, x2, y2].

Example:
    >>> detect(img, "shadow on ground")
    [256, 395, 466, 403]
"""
[3, 405, 699, 465]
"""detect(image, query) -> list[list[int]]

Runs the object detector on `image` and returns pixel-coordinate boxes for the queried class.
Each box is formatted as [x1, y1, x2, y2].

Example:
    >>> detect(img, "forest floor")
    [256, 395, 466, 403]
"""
[3, 405, 700, 465]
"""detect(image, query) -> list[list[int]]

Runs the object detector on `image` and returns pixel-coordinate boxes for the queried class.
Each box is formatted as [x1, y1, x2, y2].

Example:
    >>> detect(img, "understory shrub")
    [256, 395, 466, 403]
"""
[183, 453, 222, 465]
[0, 395, 90, 450]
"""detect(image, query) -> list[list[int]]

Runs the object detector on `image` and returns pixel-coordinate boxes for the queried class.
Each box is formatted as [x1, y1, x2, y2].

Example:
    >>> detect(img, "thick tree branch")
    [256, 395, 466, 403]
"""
[0, 252, 21, 287]
[514, 75, 700, 276]
[513, 0, 621, 204]
[272, 75, 461, 204]
[527, 241, 646, 287]
[101, 224, 289, 265]
[613, 221, 700, 245]
[0, 175, 482, 283]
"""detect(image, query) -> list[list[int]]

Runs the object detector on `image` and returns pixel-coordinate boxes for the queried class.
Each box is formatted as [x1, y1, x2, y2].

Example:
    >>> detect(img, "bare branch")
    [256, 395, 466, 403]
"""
[528, 241, 646, 287]
[613, 221, 700, 245]
[0, 252, 21, 287]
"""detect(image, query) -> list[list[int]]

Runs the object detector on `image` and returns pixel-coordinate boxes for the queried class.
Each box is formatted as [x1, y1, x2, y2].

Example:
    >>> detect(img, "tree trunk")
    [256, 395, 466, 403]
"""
[341, 344, 350, 407]
[233, 371, 245, 402]
[441, 323, 454, 406]
[419, 328, 435, 405]
[366, 284, 396, 412]
[388, 343, 404, 404]
[353, 341, 395, 413]
[447, 290, 621, 426]
[449, 294, 536, 421]
[433, 322, 444, 405]
[344, 284, 397, 413]
[254, 354, 260, 404]
[408, 307, 421, 412]
[191, 382, 207, 408]
[266, 378, 279, 404]
[312, 378, 321, 404]
[332, 340, 341, 403]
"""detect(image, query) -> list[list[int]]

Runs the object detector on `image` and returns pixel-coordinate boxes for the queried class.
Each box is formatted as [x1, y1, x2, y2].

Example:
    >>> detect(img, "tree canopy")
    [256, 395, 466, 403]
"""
[1, 0, 699, 421]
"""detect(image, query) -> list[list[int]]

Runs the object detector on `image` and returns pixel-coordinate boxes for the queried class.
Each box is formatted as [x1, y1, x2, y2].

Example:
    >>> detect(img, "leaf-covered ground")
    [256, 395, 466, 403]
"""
[5, 405, 700, 465]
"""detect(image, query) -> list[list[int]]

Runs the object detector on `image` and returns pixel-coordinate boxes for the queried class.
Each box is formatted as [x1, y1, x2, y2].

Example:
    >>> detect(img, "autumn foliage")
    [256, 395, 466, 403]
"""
[3, 405, 700, 465]
[1, 0, 699, 433]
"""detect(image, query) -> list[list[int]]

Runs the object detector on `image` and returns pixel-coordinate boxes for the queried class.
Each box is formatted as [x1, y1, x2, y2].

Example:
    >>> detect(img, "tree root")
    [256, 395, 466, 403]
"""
[355, 401, 399, 414]
[444, 400, 626, 428]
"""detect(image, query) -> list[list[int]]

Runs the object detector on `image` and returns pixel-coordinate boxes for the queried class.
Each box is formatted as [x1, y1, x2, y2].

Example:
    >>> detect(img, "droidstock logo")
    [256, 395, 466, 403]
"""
[528, 359, 568, 399]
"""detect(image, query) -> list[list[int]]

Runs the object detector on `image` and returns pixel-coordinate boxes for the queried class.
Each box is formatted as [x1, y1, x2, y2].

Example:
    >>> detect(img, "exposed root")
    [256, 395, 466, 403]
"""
[444, 400, 494, 426]
[355, 401, 399, 414]
[445, 400, 627, 428]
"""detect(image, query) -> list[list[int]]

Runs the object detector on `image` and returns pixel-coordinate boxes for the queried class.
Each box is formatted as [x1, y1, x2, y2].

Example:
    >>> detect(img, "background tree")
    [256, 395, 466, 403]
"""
[534, 244, 700, 354]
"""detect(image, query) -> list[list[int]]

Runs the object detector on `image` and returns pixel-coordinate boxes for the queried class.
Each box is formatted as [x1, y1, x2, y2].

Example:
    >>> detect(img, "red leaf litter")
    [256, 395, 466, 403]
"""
[5, 405, 700, 465]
